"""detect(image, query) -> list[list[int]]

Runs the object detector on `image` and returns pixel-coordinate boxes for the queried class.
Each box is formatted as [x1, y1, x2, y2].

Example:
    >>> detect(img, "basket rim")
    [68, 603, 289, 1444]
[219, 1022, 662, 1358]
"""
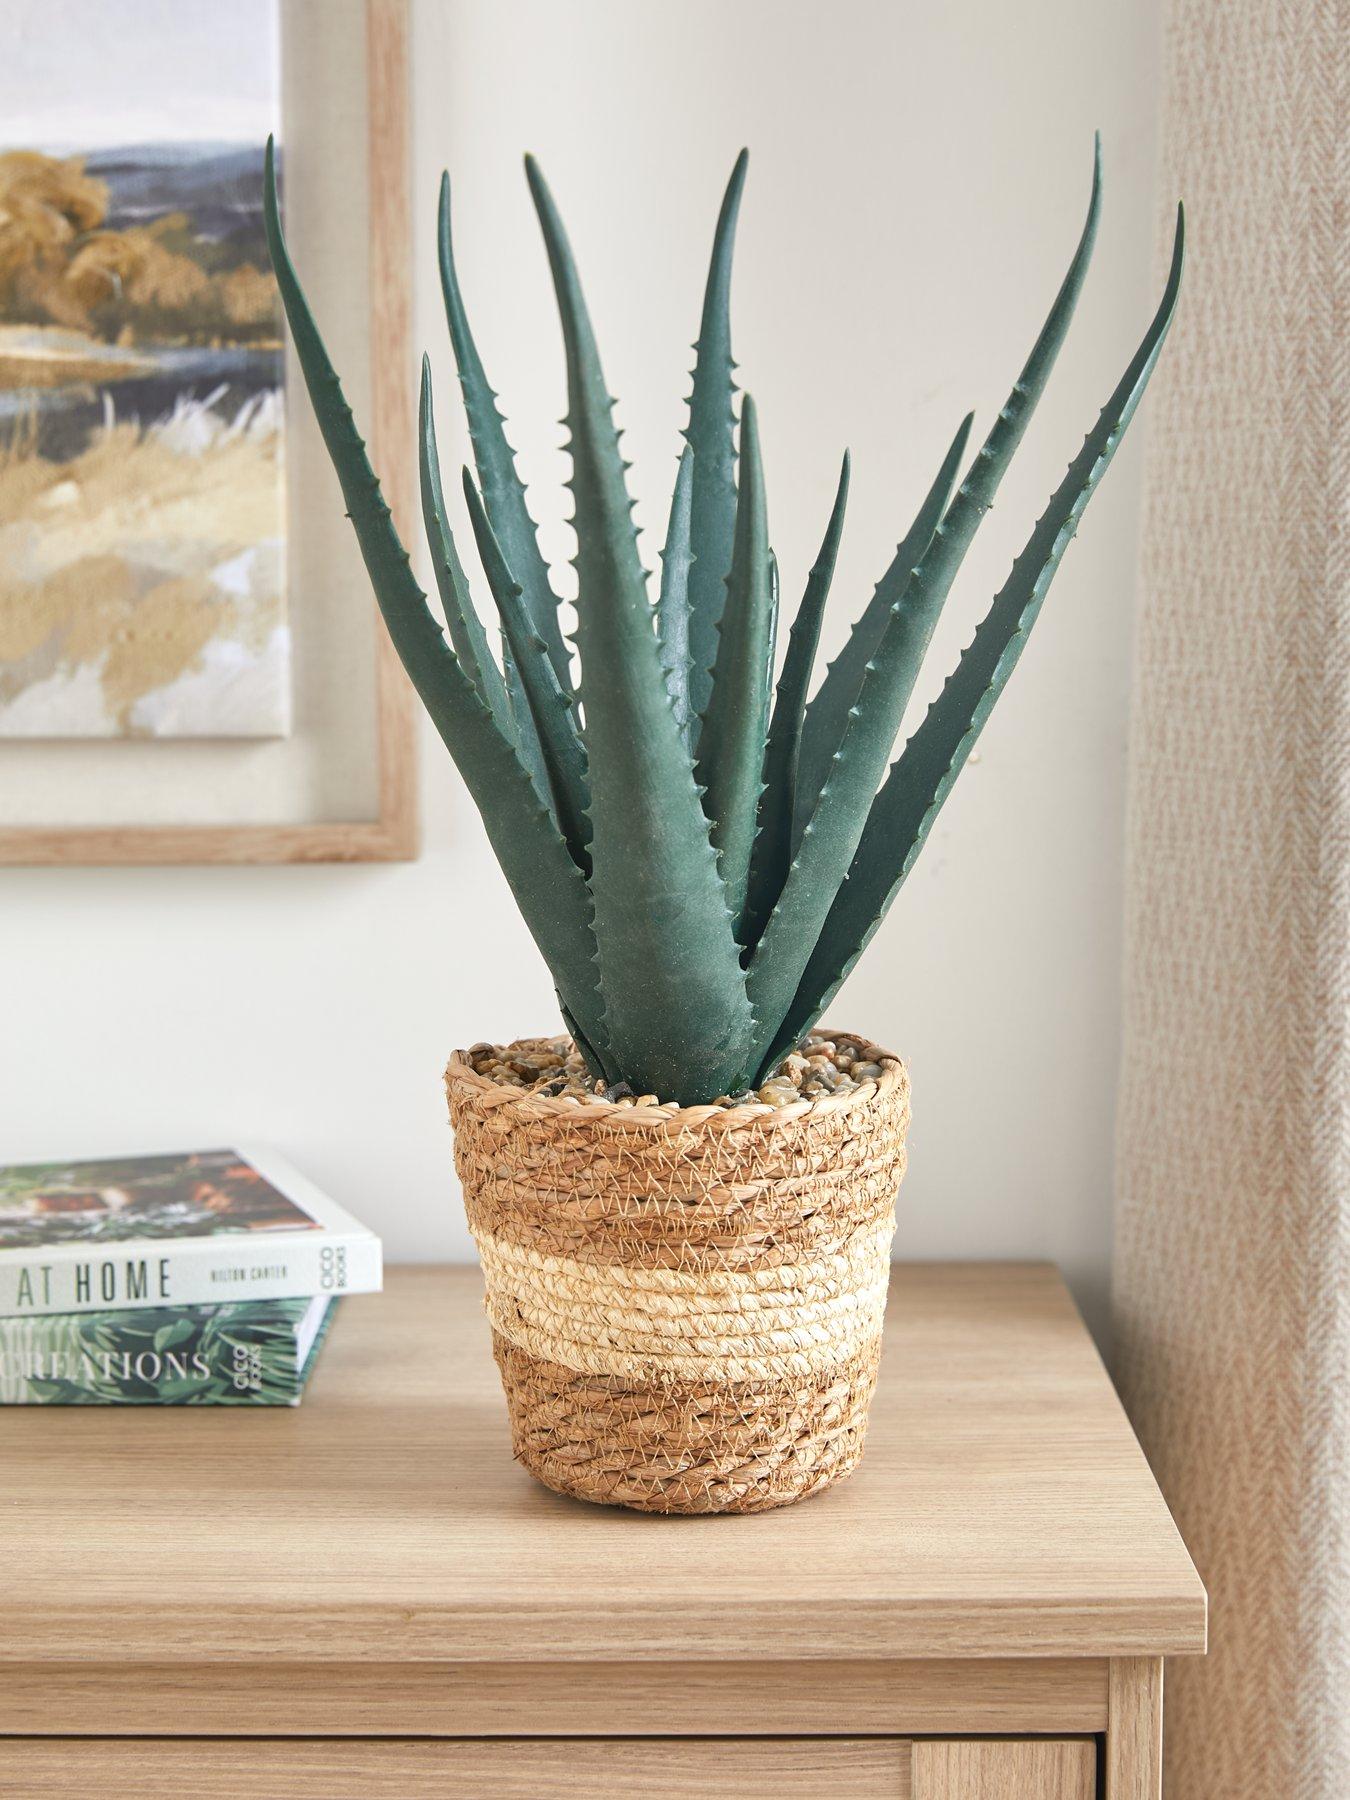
[444, 1027, 908, 1133]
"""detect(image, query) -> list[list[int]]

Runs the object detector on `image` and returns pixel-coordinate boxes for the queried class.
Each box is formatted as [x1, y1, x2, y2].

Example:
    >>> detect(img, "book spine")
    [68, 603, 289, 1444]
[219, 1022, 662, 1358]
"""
[0, 1229, 381, 1319]
[0, 1302, 316, 1406]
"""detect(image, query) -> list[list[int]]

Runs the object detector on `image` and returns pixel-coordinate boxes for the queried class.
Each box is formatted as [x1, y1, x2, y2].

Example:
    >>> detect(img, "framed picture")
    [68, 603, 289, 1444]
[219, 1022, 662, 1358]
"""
[0, 0, 416, 863]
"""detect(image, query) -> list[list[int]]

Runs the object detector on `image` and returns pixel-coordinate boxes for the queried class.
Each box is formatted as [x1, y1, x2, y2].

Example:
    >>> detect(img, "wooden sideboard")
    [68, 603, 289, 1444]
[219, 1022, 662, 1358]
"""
[0, 1263, 1205, 1797]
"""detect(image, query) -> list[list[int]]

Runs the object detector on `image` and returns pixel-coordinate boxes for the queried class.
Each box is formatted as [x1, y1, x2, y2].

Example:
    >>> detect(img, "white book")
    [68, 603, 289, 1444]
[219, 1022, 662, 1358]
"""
[0, 1146, 382, 1318]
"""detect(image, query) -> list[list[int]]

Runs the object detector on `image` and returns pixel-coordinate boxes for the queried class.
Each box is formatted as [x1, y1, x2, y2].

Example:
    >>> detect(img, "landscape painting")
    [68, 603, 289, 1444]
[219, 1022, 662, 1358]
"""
[0, 0, 288, 738]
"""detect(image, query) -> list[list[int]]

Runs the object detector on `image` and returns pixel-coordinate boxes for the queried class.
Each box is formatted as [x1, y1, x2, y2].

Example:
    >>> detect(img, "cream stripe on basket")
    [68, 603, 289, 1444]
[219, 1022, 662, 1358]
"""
[476, 1217, 895, 1383]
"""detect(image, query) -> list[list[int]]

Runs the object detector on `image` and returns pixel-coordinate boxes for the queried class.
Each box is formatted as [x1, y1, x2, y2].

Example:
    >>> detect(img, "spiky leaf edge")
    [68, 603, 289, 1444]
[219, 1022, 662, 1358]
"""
[791, 414, 972, 845]
[656, 445, 696, 745]
[757, 207, 1186, 1075]
[461, 465, 592, 867]
[694, 393, 775, 938]
[437, 171, 572, 690]
[745, 141, 1105, 1065]
[741, 449, 851, 950]
[525, 155, 754, 1103]
[684, 150, 749, 737]
[263, 139, 608, 1062]
[418, 358, 514, 729]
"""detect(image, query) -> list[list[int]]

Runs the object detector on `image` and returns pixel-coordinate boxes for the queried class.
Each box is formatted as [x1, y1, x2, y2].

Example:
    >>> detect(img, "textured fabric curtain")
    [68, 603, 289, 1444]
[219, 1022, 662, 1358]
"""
[1112, 1, 1348, 1794]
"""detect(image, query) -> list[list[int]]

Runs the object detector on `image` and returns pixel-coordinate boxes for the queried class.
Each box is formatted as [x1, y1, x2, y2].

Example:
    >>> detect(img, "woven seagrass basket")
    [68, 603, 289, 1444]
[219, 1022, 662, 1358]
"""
[445, 1031, 910, 1516]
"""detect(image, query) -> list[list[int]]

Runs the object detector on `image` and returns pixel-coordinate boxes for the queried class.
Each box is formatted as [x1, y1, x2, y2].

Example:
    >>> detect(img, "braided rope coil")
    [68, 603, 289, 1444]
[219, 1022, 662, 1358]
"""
[446, 1032, 910, 1515]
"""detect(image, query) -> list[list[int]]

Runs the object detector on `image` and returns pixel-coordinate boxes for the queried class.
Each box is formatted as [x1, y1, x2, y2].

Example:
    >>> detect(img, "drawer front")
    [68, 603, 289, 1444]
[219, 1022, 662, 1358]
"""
[0, 1737, 1096, 1798]
[913, 1740, 1097, 1797]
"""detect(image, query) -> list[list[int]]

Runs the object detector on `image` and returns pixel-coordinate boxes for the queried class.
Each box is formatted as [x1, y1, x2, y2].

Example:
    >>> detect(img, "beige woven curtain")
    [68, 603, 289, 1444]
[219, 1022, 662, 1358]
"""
[1112, 0, 1348, 1794]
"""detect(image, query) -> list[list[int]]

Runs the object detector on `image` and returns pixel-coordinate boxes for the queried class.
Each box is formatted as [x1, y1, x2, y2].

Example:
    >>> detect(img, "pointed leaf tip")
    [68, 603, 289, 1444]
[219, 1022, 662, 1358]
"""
[264, 160, 603, 1053]
[263, 135, 278, 215]
[715, 150, 750, 242]
[523, 152, 547, 201]
[683, 147, 751, 732]
[441, 146, 571, 695]
[526, 139, 748, 1096]
[757, 197, 1187, 1070]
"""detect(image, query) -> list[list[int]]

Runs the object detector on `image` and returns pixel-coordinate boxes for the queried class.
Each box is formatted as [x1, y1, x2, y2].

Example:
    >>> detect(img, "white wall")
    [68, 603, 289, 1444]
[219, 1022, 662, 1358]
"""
[0, 0, 1161, 1338]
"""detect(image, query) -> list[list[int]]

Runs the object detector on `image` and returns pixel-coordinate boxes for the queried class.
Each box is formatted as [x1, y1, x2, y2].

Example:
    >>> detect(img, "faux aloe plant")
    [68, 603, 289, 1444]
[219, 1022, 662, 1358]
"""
[263, 142, 1183, 1106]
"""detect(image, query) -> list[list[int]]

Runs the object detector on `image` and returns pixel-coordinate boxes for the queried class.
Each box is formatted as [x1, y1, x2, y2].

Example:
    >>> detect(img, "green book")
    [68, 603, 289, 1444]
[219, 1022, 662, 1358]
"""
[0, 1294, 334, 1406]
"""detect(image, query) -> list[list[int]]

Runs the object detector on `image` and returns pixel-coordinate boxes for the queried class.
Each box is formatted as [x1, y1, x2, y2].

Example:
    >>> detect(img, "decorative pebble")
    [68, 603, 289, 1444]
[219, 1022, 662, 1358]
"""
[466, 1032, 890, 1109]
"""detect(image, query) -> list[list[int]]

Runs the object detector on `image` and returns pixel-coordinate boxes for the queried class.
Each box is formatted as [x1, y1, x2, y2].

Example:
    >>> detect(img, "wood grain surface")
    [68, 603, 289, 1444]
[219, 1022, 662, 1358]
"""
[0, 1738, 914, 1800]
[1107, 1657, 1164, 1799]
[0, 1264, 1205, 1666]
[911, 1738, 1095, 1799]
[0, 1657, 1108, 1739]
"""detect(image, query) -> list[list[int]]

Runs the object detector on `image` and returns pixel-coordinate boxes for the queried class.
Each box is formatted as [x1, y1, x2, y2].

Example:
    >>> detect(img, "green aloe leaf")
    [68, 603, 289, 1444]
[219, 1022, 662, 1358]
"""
[501, 639, 551, 805]
[437, 175, 556, 806]
[656, 444, 695, 746]
[791, 414, 972, 843]
[743, 450, 850, 950]
[557, 994, 612, 1085]
[418, 358, 513, 732]
[695, 394, 775, 938]
[757, 208, 1186, 1074]
[438, 171, 572, 692]
[263, 139, 607, 1057]
[685, 150, 749, 735]
[745, 141, 1104, 1061]
[525, 155, 752, 1102]
[461, 466, 591, 866]
[768, 548, 781, 670]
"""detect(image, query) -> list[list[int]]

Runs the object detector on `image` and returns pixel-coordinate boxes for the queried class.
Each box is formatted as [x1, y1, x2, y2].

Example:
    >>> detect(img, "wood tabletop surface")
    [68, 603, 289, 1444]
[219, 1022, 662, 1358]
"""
[0, 1263, 1206, 1666]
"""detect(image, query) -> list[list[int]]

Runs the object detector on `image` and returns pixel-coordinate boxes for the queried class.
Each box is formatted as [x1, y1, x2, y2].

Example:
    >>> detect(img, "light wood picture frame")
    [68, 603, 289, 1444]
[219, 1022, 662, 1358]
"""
[0, 0, 417, 866]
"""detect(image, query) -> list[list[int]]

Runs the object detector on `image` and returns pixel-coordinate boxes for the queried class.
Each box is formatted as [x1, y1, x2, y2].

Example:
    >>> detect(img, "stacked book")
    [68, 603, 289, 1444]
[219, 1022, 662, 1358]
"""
[0, 1147, 381, 1406]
